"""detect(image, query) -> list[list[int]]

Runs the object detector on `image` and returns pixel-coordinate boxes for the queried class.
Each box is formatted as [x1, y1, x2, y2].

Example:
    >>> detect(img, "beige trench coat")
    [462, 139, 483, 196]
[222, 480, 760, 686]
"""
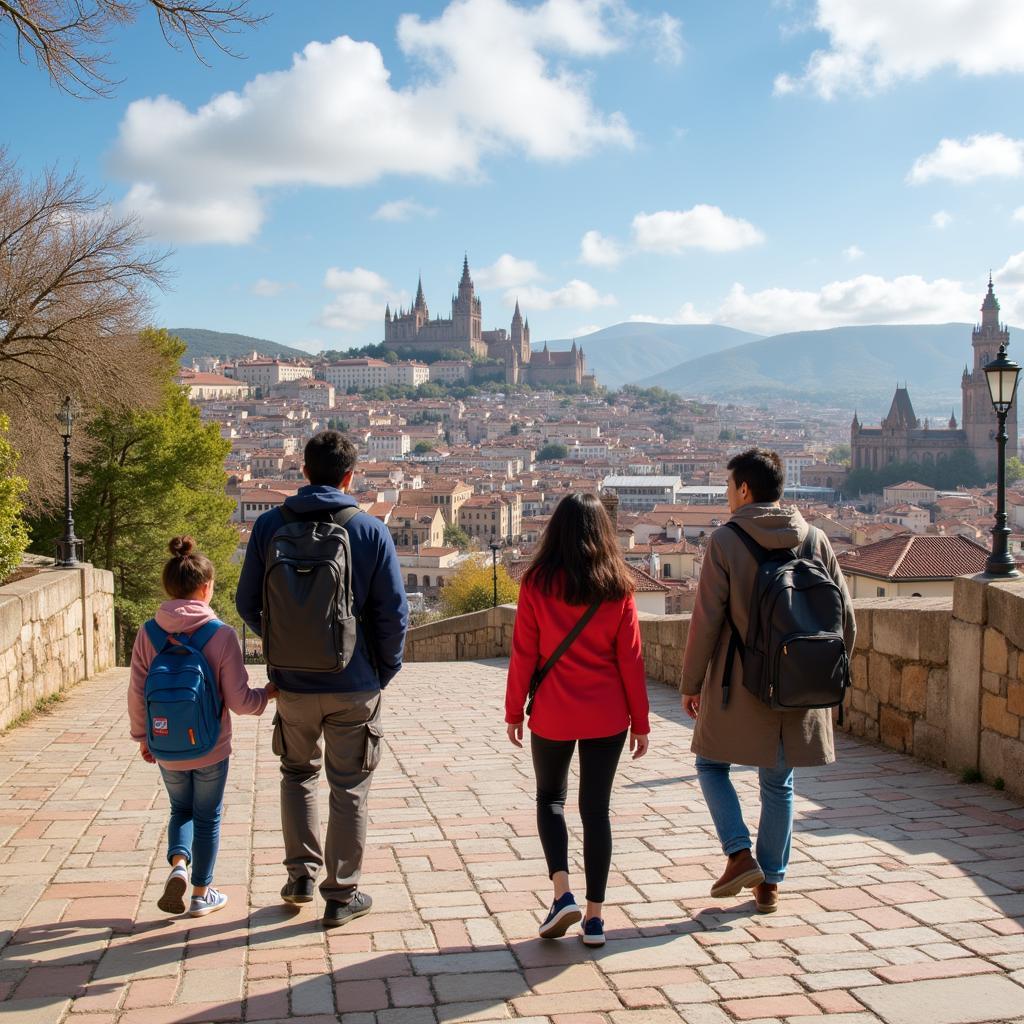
[680, 503, 856, 769]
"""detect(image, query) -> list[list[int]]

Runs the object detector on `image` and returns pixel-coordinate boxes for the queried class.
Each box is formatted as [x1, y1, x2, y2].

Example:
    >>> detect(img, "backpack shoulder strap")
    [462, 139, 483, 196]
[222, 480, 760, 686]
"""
[332, 507, 361, 529]
[279, 505, 298, 524]
[189, 619, 224, 652]
[144, 619, 169, 652]
[724, 521, 770, 564]
[799, 525, 819, 561]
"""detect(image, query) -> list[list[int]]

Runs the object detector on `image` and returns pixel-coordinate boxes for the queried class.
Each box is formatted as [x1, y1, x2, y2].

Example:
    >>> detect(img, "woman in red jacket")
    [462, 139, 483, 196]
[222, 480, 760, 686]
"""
[506, 493, 650, 947]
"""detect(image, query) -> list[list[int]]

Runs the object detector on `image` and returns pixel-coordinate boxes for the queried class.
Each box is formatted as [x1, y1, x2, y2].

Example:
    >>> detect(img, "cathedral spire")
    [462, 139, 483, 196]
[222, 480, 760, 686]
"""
[460, 253, 472, 288]
[415, 275, 426, 311]
[949, 408, 958, 430]
[512, 298, 522, 322]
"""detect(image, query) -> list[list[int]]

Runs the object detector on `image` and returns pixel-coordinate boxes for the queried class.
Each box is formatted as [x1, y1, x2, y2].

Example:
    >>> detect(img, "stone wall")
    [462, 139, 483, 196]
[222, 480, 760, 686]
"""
[404, 605, 516, 663]
[0, 565, 115, 730]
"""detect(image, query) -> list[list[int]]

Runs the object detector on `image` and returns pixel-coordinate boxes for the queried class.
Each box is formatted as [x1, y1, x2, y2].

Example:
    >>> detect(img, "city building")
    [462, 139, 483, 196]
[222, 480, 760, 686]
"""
[368, 432, 411, 460]
[226, 357, 313, 388]
[325, 359, 391, 391]
[601, 475, 683, 512]
[428, 360, 473, 384]
[851, 280, 1017, 474]
[883, 480, 938, 506]
[458, 493, 523, 544]
[176, 370, 251, 401]
[410, 481, 474, 525]
[388, 506, 446, 550]
[389, 361, 430, 388]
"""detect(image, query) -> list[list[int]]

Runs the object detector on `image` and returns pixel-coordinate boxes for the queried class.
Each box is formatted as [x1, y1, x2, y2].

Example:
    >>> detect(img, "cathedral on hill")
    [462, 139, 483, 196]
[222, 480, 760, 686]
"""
[851, 278, 1018, 474]
[383, 256, 591, 388]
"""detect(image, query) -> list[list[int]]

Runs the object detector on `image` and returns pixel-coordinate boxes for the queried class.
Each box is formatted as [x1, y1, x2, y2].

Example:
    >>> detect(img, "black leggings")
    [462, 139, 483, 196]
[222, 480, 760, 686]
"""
[531, 730, 627, 904]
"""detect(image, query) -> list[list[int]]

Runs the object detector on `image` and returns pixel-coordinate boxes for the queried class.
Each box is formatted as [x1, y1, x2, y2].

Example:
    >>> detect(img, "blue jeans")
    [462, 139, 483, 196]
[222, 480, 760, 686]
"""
[159, 759, 229, 887]
[695, 744, 794, 885]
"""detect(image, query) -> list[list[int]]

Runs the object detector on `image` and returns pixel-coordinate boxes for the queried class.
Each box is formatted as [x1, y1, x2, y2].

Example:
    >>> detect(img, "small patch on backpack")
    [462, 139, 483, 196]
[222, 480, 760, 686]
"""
[153, 717, 169, 736]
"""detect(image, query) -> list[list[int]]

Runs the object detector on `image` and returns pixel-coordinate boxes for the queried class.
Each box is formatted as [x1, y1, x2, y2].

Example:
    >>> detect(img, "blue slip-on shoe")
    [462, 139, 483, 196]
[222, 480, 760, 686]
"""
[580, 916, 605, 947]
[538, 892, 582, 939]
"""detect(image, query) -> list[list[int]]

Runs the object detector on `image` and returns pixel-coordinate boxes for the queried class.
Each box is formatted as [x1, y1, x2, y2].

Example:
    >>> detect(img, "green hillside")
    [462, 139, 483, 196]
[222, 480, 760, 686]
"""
[170, 327, 312, 363]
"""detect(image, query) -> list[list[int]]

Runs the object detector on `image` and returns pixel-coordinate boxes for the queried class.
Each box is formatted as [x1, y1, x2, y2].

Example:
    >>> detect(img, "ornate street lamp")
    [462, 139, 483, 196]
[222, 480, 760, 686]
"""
[984, 344, 1021, 577]
[55, 396, 84, 568]
[489, 541, 501, 608]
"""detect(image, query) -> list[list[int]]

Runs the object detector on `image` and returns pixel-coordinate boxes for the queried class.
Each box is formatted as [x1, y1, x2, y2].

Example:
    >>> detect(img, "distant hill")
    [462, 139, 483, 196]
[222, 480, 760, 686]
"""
[538, 322, 762, 390]
[636, 323, 1009, 416]
[170, 327, 311, 363]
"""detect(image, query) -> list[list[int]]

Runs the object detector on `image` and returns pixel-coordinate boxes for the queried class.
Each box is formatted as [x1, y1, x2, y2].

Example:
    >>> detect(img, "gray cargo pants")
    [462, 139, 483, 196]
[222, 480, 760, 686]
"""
[272, 689, 384, 904]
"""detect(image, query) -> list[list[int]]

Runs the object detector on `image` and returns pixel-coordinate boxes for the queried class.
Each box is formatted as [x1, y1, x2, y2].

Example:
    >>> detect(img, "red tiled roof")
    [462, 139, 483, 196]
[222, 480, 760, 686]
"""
[837, 534, 990, 581]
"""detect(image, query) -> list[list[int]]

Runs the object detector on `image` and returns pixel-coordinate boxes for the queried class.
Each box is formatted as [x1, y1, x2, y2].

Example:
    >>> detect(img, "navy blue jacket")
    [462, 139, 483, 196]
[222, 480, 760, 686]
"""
[236, 485, 409, 693]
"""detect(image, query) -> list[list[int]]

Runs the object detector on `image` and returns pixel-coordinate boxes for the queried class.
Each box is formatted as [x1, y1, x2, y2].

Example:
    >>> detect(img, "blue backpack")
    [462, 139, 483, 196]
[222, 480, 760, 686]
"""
[143, 619, 224, 761]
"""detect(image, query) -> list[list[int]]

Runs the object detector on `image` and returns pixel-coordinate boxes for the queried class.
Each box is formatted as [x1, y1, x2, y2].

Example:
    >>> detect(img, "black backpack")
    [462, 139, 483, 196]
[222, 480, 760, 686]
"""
[722, 522, 850, 718]
[262, 506, 361, 673]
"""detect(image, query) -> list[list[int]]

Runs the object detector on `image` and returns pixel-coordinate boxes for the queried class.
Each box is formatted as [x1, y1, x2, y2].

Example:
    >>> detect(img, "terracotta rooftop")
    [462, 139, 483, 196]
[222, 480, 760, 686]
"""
[837, 533, 991, 581]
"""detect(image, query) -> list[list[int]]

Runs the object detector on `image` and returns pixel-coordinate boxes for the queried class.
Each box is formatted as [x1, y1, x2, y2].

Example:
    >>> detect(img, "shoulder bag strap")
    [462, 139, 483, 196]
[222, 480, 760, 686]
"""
[526, 600, 602, 716]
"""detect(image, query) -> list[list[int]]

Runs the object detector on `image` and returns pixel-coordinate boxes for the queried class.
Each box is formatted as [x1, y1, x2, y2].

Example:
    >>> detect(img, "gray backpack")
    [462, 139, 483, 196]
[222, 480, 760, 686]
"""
[262, 506, 360, 673]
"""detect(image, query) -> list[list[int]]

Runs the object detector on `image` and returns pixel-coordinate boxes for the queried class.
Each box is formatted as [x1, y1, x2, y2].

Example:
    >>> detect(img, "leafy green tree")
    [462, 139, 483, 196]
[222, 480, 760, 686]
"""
[440, 560, 519, 617]
[31, 329, 238, 658]
[443, 523, 471, 551]
[0, 414, 30, 582]
[1006, 457, 1024, 486]
[414, 441, 435, 454]
[538, 443, 568, 461]
[828, 444, 851, 466]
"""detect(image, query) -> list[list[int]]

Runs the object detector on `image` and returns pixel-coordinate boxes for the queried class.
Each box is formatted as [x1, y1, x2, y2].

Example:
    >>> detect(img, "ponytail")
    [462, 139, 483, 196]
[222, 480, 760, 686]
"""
[162, 536, 215, 599]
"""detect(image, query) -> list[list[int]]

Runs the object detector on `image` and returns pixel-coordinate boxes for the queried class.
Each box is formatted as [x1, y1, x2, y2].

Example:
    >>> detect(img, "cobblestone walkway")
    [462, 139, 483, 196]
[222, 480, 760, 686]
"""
[1, 662, 1023, 1024]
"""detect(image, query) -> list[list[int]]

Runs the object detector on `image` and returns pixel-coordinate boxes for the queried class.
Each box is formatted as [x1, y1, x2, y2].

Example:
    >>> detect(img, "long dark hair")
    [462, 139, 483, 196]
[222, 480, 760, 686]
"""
[525, 493, 634, 605]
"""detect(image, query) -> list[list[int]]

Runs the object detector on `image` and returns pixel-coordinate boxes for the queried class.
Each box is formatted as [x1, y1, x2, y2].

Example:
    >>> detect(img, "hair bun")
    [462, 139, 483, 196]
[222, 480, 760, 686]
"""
[168, 535, 196, 559]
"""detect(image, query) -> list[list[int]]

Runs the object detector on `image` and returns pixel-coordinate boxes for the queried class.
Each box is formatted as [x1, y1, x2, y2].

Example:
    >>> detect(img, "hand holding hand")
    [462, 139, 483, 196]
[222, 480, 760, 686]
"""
[139, 742, 155, 764]
[265, 682, 279, 701]
[630, 731, 649, 759]
[507, 723, 523, 748]
[682, 694, 700, 720]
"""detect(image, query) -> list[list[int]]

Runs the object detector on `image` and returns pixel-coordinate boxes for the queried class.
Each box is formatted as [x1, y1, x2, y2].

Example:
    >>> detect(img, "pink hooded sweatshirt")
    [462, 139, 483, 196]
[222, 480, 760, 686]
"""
[128, 599, 270, 771]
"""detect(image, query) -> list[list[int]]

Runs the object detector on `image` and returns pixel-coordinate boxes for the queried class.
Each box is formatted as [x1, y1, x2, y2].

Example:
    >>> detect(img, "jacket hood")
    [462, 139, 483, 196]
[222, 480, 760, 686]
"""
[729, 502, 808, 550]
[283, 484, 358, 515]
[155, 599, 218, 634]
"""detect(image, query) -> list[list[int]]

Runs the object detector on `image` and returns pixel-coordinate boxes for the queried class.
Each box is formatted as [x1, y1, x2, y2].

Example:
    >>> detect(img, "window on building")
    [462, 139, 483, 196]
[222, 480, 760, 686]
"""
[876, 587, 886, 597]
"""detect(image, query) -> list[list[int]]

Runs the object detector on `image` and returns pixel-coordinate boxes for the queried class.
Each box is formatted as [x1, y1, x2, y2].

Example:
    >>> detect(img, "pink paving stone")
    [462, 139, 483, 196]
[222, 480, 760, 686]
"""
[334, 979, 389, 1013]
[811, 990, 866, 1013]
[244, 979, 290, 1020]
[854, 907, 920, 930]
[607, 967, 701, 989]
[864, 882, 939, 903]
[14, 965, 94, 998]
[732, 958, 802, 979]
[620, 987, 668, 1007]
[808, 888, 881, 911]
[746, 925, 819, 941]
[326, 933, 373, 953]
[432, 919, 473, 950]
[389, 976, 433, 1006]
[119, 1003, 244, 1024]
[874, 958, 1001, 983]
[123, 977, 181, 1008]
[986, 917, 1024, 935]
[722, 994, 822, 1020]
[551, 1015, 610, 1024]
[246, 962, 287, 980]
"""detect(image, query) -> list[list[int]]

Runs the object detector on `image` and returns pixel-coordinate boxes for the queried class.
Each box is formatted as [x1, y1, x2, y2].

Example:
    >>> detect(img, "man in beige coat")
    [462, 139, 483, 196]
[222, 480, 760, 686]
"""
[681, 449, 855, 914]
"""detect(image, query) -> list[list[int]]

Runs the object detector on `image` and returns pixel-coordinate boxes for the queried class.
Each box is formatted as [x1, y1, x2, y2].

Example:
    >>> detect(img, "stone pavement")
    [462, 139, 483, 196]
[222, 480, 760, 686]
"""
[1, 661, 1023, 1024]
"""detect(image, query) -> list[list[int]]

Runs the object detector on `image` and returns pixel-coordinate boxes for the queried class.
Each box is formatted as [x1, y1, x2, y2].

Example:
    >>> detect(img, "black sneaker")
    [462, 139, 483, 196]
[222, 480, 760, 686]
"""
[322, 891, 373, 929]
[281, 877, 315, 904]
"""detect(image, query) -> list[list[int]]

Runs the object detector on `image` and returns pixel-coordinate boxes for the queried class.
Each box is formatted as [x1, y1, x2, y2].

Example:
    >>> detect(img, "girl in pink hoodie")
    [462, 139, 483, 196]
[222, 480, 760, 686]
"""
[129, 536, 275, 917]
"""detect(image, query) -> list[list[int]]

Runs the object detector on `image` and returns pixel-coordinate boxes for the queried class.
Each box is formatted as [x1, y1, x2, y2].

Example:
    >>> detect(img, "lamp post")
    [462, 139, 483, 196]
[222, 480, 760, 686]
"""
[984, 344, 1021, 577]
[55, 396, 84, 568]
[489, 541, 501, 608]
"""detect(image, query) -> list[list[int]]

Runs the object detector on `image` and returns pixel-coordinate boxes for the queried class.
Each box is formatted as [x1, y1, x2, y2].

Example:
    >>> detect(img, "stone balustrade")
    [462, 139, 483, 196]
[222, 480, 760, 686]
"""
[403, 580, 1024, 799]
[0, 564, 115, 730]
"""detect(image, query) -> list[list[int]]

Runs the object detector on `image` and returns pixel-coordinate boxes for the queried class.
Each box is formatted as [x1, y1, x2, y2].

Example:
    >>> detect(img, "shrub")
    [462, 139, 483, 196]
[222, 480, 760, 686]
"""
[440, 560, 519, 617]
[0, 414, 29, 583]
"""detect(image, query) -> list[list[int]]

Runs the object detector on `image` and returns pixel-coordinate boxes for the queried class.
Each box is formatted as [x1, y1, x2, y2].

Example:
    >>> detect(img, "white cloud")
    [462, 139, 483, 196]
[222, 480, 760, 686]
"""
[321, 266, 405, 331]
[628, 302, 711, 325]
[932, 210, 953, 230]
[843, 244, 864, 262]
[631, 205, 765, 253]
[775, 0, 1024, 99]
[580, 229, 623, 266]
[371, 198, 438, 222]
[995, 251, 1024, 288]
[251, 278, 285, 297]
[515, 279, 616, 310]
[114, 0, 641, 243]
[1012, 207, 1024, 224]
[716, 273, 978, 335]
[649, 12, 684, 65]
[908, 133, 1024, 185]
[571, 324, 602, 337]
[474, 254, 543, 290]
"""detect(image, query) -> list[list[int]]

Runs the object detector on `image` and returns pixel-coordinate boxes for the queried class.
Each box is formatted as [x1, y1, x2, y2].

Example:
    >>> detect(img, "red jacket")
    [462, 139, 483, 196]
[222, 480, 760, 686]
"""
[505, 580, 650, 741]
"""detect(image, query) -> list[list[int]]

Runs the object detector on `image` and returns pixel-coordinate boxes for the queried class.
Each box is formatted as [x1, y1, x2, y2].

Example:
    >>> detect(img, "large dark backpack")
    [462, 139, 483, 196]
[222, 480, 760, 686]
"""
[722, 522, 850, 718]
[262, 506, 361, 673]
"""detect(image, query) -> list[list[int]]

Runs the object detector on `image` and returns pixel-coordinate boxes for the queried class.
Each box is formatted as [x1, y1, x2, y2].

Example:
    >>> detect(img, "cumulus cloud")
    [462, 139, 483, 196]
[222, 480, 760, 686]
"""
[251, 278, 285, 297]
[113, 0, 648, 243]
[1014, 207, 1024, 224]
[515, 279, 616, 310]
[995, 251, 1024, 288]
[932, 210, 953, 229]
[631, 205, 765, 253]
[321, 266, 406, 331]
[775, 0, 1024, 99]
[628, 302, 711, 325]
[474, 254, 543, 290]
[843, 244, 864, 262]
[908, 133, 1024, 185]
[580, 229, 623, 266]
[371, 198, 438, 222]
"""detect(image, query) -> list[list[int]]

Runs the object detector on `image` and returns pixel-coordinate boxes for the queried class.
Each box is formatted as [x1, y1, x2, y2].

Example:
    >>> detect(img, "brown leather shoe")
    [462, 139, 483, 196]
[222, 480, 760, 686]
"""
[710, 850, 765, 898]
[753, 882, 778, 914]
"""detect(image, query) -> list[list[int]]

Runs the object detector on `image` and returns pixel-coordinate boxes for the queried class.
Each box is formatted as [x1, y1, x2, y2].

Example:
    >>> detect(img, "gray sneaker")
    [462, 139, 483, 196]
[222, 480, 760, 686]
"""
[158, 864, 189, 914]
[188, 886, 228, 917]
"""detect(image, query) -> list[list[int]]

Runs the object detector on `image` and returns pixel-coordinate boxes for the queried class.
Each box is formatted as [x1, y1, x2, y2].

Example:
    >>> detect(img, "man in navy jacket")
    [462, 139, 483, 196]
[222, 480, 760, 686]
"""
[236, 431, 408, 928]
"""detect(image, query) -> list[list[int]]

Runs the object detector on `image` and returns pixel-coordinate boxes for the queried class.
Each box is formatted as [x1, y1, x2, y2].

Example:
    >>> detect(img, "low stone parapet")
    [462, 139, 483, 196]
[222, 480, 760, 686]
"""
[0, 564, 115, 730]
[404, 605, 516, 663]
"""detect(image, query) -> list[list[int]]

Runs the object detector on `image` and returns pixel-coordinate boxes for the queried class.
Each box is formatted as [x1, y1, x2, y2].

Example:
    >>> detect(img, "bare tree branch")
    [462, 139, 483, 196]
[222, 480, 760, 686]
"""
[0, 0, 266, 97]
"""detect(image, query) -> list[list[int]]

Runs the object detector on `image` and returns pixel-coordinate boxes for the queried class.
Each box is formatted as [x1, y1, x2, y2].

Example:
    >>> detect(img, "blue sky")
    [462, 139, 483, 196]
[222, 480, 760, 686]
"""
[4, 0, 1024, 352]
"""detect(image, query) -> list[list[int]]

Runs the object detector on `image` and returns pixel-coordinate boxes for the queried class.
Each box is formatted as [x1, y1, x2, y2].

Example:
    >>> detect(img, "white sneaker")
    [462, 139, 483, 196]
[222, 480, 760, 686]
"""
[189, 886, 228, 917]
[157, 864, 189, 914]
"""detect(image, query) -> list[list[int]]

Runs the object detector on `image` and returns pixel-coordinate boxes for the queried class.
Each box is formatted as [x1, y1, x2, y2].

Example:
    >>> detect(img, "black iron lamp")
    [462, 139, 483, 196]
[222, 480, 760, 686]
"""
[489, 541, 501, 608]
[55, 396, 84, 568]
[984, 344, 1021, 577]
